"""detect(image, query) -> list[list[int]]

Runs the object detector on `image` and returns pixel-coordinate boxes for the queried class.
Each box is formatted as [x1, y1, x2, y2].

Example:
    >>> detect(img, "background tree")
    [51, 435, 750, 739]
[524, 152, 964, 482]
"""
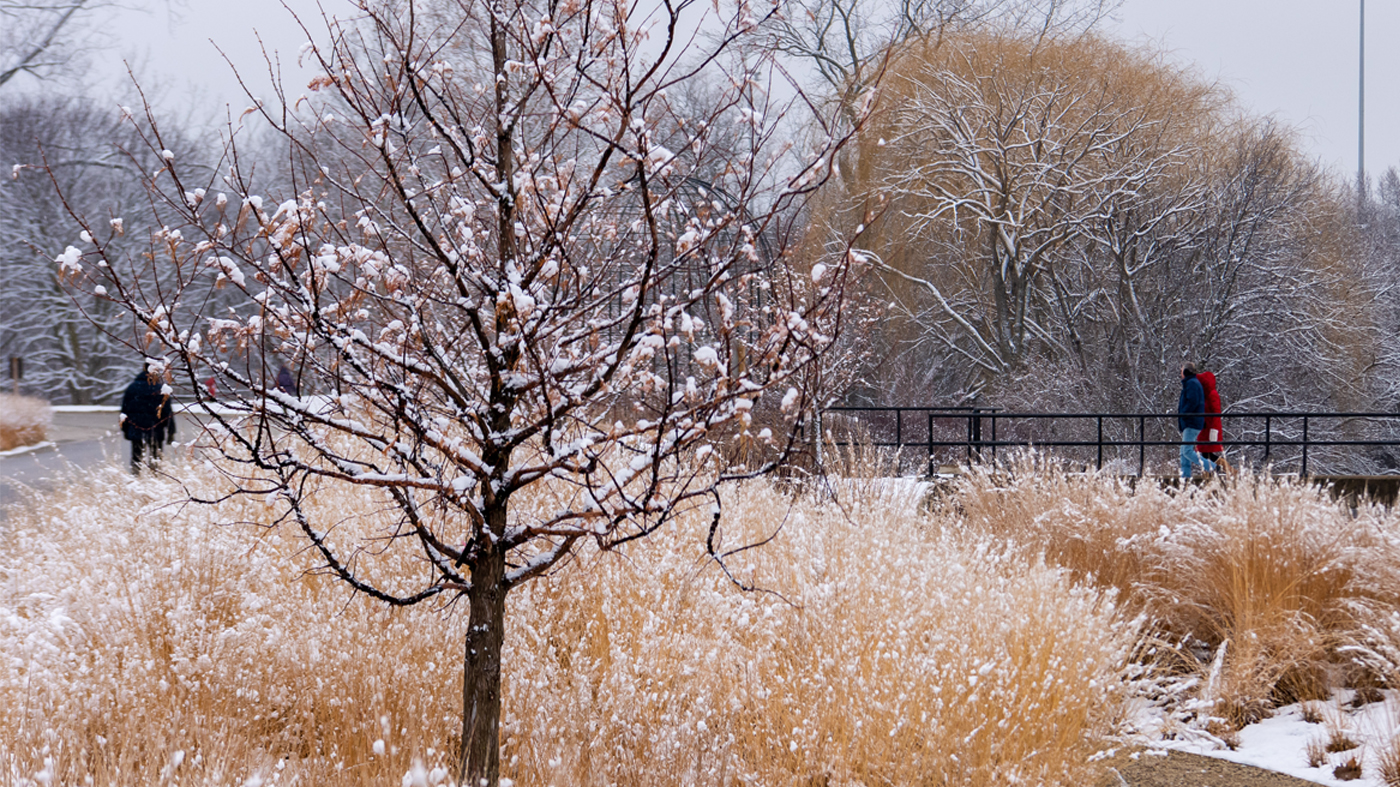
[814, 29, 1384, 429]
[1, 0, 190, 91]
[52, 1, 863, 784]
[1, 0, 96, 90]
[1, 95, 205, 402]
[842, 32, 1212, 395]
[1352, 168, 1400, 469]
[759, 0, 1117, 187]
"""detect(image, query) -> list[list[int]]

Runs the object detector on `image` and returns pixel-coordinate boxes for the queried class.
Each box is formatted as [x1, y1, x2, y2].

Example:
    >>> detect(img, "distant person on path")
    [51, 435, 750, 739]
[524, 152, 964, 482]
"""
[1177, 362, 1213, 479]
[120, 363, 176, 473]
[1195, 371, 1230, 475]
[275, 364, 299, 397]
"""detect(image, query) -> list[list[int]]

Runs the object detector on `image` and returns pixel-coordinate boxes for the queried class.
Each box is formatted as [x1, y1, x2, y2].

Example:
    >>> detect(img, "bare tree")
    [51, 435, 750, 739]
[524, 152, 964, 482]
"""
[0, 0, 94, 89]
[1, 95, 204, 403]
[764, 0, 1115, 97]
[51, 0, 863, 783]
[1368, 169, 1400, 418]
[1, 0, 190, 92]
[1045, 120, 1339, 414]
[808, 29, 1379, 433]
[846, 32, 1198, 392]
[1348, 167, 1400, 470]
[757, 0, 1118, 181]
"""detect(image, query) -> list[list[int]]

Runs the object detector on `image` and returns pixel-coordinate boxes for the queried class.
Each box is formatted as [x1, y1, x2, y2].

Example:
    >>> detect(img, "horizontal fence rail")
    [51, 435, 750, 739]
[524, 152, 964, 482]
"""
[817, 408, 1400, 477]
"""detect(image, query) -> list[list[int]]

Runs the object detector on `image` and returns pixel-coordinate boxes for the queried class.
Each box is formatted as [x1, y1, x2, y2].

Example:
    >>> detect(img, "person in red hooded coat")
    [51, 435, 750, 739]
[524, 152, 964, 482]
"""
[1195, 371, 1226, 474]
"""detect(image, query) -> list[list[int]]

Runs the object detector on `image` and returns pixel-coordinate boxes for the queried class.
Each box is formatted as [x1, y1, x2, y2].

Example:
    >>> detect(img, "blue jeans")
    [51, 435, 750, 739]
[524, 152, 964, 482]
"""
[1180, 428, 1215, 478]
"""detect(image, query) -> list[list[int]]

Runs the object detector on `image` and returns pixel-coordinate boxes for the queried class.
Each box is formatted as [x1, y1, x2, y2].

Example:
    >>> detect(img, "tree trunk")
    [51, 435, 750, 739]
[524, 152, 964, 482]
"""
[459, 546, 508, 787]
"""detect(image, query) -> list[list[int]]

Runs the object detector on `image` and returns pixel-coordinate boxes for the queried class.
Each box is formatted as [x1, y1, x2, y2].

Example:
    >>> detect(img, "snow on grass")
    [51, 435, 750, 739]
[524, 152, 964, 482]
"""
[1147, 693, 1400, 786]
[1, 464, 463, 786]
[4, 446, 1400, 785]
[0, 394, 51, 451]
[0, 441, 55, 458]
[502, 478, 1139, 786]
[1, 455, 1144, 786]
[949, 456, 1400, 727]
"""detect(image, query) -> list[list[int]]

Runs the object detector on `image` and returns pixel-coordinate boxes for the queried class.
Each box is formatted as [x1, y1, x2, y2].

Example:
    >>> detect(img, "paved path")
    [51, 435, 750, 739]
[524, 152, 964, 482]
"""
[1, 409, 122, 512]
[0, 408, 200, 515]
[1101, 750, 1325, 787]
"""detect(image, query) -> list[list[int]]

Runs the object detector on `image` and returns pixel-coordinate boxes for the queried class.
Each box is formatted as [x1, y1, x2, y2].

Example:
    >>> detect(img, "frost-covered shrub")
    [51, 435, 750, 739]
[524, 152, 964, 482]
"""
[0, 393, 50, 451]
[951, 456, 1400, 728]
[502, 480, 1141, 787]
[1, 459, 1144, 787]
[1, 465, 465, 786]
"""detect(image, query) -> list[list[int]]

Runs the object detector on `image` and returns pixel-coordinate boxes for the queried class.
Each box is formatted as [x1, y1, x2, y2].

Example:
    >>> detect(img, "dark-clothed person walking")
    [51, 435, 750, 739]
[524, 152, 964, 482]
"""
[120, 366, 176, 473]
[275, 364, 299, 397]
[1177, 363, 1212, 479]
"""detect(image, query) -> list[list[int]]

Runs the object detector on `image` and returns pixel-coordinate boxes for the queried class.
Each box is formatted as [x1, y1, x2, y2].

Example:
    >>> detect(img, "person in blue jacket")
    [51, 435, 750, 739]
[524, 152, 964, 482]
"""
[1176, 362, 1214, 479]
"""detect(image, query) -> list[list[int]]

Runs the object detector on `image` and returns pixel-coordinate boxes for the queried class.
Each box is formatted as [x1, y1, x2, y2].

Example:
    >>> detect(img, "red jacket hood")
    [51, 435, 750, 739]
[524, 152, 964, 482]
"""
[1196, 371, 1216, 393]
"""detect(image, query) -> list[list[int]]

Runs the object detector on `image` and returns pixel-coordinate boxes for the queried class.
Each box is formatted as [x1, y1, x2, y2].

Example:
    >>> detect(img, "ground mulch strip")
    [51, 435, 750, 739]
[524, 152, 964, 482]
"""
[1099, 750, 1327, 787]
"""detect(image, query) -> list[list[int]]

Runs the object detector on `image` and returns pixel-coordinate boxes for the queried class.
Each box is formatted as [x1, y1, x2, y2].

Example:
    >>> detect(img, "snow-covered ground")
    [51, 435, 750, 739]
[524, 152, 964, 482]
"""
[1132, 692, 1399, 786]
[0, 441, 55, 458]
[49, 405, 119, 413]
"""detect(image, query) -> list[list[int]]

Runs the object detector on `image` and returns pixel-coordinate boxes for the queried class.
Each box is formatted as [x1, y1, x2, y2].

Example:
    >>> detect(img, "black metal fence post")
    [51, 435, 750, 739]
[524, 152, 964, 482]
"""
[1264, 415, 1272, 464]
[1138, 416, 1146, 476]
[1096, 416, 1104, 470]
[1302, 416, 1309, 476]
[927, 413, 934, 476]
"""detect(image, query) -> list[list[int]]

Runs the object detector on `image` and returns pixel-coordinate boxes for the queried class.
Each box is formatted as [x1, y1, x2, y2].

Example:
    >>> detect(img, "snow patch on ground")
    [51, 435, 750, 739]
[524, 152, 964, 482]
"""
[1142, 692, 1398, 786]
[0, 441, 55, 458]
[49, 405, 119, 413]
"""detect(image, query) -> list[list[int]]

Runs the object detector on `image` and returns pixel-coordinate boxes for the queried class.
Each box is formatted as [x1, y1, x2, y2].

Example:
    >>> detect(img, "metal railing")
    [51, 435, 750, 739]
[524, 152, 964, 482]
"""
[817, 408, 1400, 477]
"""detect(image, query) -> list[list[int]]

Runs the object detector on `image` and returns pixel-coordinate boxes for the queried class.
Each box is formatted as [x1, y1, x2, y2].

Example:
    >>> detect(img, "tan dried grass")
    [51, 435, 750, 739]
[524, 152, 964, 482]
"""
[0, 393, 51, 451]
[950, 457, 1400, 727]
[950, 454, 1167, 598]
[502, 478, 1139, 786]
[1, 466, 459, 786]
[0, 456, 1142, 786]
[1306, 735, 1329, 768]
[1378, 731, 1400, 786]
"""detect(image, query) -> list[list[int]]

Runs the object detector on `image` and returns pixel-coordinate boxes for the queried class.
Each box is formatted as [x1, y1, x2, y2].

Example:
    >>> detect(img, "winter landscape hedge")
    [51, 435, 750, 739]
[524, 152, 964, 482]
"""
[4, 453, 1400, 786]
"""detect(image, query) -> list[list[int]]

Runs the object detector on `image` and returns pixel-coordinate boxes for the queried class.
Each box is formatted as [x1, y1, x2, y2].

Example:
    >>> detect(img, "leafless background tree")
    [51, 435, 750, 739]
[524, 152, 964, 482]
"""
[1, 96, 209, 402]
[810, 29, 1388, 424]
[1352, 169, 1400, 470]
[0, 0, 95, 90]
[759, 0, 1116, 123]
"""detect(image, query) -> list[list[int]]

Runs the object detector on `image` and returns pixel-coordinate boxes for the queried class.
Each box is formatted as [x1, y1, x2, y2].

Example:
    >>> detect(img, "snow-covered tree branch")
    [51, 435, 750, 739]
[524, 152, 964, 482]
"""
[0, 0, 94, 89]
[49, 0, 866, 783]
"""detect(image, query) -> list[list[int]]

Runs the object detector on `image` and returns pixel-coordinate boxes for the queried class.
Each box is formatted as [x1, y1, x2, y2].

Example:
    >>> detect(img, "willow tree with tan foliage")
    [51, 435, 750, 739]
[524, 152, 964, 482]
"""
[50, 0, 863, 783]
[840, 33, 1217, 381]
[821, 30, 1367, 412]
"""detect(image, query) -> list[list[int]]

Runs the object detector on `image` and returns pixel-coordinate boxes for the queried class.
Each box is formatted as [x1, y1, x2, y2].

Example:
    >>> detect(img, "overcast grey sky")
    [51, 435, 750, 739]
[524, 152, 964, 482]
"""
[87, 0, 1397, 183]
[1110, 0, 1399, 185]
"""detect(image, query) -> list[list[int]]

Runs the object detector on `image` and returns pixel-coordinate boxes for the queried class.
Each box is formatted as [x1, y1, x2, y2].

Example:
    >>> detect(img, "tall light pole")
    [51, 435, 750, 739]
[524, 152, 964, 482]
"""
[1359, 0, 1366, 210]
